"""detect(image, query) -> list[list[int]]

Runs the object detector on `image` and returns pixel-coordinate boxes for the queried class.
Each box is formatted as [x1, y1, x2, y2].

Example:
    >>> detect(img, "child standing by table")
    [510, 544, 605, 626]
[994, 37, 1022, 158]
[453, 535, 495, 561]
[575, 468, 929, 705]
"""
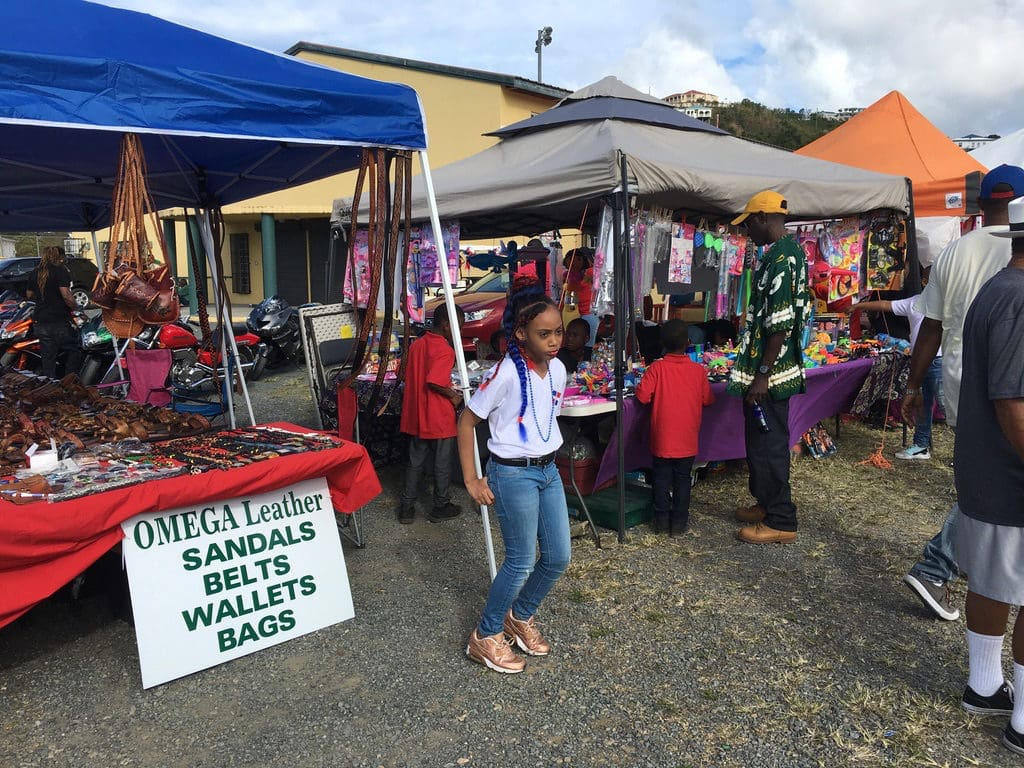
[636, 319, 715, 535]
[457, 279, 569, 674]
[398, 304, 465, 524]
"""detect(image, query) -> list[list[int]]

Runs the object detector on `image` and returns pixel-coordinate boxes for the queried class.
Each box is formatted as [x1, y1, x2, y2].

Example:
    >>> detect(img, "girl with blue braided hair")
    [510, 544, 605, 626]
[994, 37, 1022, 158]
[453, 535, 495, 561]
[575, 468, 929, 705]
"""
[458, 277, 570, 674]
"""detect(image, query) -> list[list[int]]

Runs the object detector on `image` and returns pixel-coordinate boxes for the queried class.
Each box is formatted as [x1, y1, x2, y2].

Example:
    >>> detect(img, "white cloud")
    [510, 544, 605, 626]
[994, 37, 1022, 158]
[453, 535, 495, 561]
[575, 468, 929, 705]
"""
[97, 0, 1024, 136]
[613, 28, 744, 101]
[742, 0, 1024, 135]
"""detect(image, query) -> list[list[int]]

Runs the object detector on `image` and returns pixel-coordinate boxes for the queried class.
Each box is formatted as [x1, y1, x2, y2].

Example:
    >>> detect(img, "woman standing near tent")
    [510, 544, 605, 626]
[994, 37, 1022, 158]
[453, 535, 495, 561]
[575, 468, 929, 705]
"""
[26, 245, 82, 379]
[457, 278, 569, 674]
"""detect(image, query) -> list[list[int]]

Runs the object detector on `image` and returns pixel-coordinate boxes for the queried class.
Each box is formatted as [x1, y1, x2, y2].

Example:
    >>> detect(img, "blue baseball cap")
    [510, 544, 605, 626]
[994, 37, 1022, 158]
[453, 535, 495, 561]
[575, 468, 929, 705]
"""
[979, 164, 1024, 200]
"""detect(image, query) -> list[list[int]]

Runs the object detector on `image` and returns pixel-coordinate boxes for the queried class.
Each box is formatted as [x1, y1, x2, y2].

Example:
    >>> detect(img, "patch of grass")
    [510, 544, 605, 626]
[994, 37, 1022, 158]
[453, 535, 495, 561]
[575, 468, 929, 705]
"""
[587, 625, 612, 639]
[567, 588, 587, 604]
[644, 610, 667, 623]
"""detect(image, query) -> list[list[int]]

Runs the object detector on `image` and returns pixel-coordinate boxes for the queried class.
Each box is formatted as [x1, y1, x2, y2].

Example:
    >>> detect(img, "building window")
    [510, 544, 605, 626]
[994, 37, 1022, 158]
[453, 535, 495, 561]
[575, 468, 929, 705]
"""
[230, 233, 251, 294]
[63, 238, 85, 256]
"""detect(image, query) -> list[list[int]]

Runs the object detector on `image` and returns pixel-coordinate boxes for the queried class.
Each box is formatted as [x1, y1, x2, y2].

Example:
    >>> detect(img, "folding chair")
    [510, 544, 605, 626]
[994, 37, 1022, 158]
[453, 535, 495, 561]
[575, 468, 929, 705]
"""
[92, 348, 172, 406]
[123, 349, 172, 407]
[298, 304, 365, 547]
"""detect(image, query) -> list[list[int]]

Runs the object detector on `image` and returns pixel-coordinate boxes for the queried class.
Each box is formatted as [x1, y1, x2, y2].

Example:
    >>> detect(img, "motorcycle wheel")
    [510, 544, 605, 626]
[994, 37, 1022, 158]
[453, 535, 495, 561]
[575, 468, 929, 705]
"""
[248, 348, 267, 381]
[236, 346, 259, 381]
[0, 350, 19, 369]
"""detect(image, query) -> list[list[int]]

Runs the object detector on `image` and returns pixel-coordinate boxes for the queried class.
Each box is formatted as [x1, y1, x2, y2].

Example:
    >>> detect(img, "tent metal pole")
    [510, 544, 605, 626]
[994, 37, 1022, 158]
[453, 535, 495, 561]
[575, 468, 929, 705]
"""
[199, 211, 256, 427]
[90, 229, 126, 383]
[418, 150, 497, 579]
[903, 177, 922, 296]
[614, 153, 628, 543]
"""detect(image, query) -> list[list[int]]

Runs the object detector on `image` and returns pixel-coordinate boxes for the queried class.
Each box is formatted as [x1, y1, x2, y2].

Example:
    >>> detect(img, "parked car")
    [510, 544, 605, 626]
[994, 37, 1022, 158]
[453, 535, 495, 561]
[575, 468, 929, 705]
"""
[0, 256, 99, 308]
[423, 270, 509, 354]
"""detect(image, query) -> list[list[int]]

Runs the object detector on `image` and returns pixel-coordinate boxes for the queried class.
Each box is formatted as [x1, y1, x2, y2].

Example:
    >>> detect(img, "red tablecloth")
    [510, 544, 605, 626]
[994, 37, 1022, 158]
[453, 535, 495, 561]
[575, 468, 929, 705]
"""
[0, 422, 381, 629]
[594, 358, 873, 487]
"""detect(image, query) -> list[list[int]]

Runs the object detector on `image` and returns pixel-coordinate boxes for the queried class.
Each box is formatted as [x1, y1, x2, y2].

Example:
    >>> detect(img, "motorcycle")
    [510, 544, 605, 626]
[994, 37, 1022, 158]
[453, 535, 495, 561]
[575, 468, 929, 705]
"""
[78, 318, 269, 389]
[246, 295, 315, 368]
[0, 300, 36, 363]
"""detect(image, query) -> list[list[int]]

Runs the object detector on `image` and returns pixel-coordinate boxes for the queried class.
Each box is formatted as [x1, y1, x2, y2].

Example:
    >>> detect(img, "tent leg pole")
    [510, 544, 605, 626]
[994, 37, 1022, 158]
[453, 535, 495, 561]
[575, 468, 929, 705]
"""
[200, 211, 256, 427]
[91, 230, 126, 381]
[419, 150, 497, 580]
[614, 154, 628, 544]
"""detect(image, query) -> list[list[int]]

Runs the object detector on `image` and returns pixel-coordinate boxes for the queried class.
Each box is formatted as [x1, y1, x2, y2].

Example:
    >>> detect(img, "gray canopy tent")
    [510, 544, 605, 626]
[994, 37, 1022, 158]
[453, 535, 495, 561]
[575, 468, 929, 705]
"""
[335, 77, 909, 237]
[333, 76, 911, 546]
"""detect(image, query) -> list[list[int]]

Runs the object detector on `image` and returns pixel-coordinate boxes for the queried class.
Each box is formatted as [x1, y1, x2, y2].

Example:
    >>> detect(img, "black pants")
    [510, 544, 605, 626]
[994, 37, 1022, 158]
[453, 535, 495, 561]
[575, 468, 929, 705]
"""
[401, 436, 454, 509]
[36, 321, 82, 380]
[743, 398, 798, 531]
[652, 455, 695, 528]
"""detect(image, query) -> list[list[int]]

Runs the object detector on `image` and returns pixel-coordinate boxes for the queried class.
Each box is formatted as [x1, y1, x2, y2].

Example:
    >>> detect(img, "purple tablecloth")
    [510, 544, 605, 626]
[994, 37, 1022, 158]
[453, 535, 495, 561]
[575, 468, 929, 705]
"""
[593, 357, 873, 487]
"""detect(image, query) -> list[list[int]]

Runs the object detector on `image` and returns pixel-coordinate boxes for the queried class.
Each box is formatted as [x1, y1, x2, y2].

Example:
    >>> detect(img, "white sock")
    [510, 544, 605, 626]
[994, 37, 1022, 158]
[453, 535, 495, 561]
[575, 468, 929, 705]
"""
[967, 629, 1005, 696]
[1012, 663, 1024, 734]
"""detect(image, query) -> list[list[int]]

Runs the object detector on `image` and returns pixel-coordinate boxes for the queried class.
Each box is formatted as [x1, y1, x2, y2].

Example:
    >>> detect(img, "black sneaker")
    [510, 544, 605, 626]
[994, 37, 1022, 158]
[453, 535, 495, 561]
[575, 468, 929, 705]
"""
[1003, 723, 1024, 756]
[397, 502, 415, 525]
[902, 572, 960, 621]
[962, 681, 1014, 716]
[427, 502, 462, 522]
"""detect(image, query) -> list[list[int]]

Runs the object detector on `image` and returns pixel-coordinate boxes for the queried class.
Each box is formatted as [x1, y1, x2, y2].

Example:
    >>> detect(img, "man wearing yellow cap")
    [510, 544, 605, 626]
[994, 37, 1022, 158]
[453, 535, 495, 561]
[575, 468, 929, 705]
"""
[727, 190, 809, 544]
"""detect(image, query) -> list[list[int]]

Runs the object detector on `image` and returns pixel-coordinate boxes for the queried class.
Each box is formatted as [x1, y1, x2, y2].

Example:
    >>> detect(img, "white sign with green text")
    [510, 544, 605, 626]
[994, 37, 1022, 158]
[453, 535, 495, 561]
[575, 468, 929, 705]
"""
[121, 476, 353, 688]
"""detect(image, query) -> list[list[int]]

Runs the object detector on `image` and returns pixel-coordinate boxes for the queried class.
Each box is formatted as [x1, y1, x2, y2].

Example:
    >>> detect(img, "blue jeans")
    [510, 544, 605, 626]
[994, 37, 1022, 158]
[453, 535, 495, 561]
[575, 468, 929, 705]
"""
[477, 460, 571, 637]
[910, 505, 959, 584]
[912, 357, 944, 448]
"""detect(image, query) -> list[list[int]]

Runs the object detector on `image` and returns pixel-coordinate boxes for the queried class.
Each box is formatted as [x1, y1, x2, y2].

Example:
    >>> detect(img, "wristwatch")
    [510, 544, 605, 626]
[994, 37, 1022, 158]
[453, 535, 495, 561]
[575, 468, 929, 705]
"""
[757, 364, 770, 375]
[905, 387, 921, 395]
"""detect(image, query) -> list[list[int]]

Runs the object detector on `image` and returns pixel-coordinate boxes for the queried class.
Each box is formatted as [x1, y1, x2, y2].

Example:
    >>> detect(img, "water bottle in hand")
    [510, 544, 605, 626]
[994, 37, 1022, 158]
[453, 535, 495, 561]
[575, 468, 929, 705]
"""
[752, 402, 770, 433]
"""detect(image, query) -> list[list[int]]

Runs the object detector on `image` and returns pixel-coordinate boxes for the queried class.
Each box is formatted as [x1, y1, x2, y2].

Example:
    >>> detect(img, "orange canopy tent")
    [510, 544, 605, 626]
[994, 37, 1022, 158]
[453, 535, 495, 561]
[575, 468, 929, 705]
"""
[796, 91, 986, 217]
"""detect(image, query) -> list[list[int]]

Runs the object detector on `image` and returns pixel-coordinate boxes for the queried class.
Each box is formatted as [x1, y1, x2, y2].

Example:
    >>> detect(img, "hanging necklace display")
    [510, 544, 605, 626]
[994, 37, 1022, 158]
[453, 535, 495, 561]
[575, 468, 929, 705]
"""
[528, 367, 557, 443]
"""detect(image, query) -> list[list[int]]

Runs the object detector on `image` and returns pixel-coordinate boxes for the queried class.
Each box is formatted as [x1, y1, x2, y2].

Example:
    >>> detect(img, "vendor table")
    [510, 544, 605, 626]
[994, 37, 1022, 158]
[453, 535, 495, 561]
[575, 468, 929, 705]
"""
[592, 358, 874, 488]
[0, 422, 381, 629]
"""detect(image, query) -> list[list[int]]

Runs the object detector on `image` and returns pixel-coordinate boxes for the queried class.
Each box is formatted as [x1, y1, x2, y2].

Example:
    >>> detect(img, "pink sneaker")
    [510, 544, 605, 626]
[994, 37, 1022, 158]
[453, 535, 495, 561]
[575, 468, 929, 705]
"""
[465, 629, 526, 673]
[503, 610, 551, 656]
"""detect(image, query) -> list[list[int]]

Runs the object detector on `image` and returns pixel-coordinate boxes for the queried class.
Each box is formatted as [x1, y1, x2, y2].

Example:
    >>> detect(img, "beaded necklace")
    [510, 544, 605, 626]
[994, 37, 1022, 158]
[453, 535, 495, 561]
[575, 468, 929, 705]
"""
[527, 365, 558, 443]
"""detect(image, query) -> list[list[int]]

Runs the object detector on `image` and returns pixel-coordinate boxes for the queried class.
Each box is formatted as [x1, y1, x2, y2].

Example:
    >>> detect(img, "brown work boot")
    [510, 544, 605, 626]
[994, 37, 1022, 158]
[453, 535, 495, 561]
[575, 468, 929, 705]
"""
[736, 522, 797, 544]
[734, 503, 766, 524]
[465, 629, 526, 673]
[504, 610, 551, 656]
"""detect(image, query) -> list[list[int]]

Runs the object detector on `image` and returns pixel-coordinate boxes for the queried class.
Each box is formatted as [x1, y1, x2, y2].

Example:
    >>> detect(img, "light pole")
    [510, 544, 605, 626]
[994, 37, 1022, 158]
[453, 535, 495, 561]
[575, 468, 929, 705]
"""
[535, 26, 552, 82]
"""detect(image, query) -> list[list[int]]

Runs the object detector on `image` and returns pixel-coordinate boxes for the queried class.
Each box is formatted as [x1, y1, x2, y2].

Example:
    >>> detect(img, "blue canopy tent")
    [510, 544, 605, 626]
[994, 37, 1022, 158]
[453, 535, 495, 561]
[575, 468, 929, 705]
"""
[0, 0, 494, 570]
[0, 0, 427, 231]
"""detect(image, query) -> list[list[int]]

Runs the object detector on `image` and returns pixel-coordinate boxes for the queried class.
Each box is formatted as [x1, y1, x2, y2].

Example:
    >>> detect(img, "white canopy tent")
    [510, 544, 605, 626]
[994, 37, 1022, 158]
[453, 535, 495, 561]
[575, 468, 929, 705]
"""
[971, 130, 1024, 172]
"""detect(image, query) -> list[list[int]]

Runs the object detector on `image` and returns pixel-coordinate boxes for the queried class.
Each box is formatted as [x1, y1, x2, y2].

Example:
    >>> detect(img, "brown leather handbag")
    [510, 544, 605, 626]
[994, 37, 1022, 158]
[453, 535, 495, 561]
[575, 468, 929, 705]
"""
[99, 134, 180, 338]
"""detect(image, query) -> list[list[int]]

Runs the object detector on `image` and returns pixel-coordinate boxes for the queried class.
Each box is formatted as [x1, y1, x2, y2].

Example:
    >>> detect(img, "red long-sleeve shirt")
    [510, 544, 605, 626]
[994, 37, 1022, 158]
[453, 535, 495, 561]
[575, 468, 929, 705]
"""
[635, 354, 714, 458]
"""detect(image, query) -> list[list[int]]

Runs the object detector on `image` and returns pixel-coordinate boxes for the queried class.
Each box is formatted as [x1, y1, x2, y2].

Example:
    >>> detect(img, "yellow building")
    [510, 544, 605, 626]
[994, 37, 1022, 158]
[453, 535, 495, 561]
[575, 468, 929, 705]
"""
[85, 46, 568, 311]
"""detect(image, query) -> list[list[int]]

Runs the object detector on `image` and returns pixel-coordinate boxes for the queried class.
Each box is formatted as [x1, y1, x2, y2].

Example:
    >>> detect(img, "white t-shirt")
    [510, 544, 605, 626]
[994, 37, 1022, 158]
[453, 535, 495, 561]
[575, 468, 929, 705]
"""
[469, 355, 566, 459]
[890, 296, 941, 355]
[914, 225, 1011, 427]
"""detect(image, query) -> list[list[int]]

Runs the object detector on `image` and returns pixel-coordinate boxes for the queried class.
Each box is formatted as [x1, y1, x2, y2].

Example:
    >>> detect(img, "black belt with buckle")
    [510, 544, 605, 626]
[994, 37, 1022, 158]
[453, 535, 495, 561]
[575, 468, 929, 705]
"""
[491, 452, 557, 468]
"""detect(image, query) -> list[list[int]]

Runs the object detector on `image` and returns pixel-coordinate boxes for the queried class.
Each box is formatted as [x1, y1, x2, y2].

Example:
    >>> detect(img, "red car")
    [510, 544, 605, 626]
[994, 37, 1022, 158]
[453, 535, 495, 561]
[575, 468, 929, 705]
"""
[423, 270, 509, 354]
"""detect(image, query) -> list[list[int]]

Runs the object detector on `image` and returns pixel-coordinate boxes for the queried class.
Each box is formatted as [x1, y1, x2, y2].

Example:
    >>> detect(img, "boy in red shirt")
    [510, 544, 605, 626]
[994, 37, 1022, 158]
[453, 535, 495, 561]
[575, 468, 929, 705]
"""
[398, 305, 465, 524]
[636, 319, 715, 535]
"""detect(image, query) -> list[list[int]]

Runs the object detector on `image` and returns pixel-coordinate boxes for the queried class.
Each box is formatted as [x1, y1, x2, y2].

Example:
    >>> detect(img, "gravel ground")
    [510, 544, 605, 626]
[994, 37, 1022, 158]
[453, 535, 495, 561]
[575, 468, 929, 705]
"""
[0, 365, 1018, 767]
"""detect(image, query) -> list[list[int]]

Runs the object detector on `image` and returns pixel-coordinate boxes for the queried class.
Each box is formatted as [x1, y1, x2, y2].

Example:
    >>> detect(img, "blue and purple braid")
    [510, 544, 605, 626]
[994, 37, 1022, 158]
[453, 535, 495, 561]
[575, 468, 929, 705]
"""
[480, 278, 558, 441]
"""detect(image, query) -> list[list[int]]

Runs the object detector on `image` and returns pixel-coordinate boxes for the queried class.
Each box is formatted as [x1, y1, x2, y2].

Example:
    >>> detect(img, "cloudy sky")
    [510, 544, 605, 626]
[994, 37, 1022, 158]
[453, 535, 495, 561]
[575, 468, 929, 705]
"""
[104, 0, 1024, 136]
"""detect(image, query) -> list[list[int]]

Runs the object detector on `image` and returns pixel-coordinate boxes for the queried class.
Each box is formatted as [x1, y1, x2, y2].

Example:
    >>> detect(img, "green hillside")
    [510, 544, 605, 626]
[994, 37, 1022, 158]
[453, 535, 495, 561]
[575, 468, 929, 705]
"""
[711, 100, 843, 151]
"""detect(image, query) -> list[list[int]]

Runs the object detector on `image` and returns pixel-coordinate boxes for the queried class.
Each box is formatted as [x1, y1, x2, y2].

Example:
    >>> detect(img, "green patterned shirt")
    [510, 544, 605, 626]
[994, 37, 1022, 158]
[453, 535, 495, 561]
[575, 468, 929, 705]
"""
[727, 234, 809, 400]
